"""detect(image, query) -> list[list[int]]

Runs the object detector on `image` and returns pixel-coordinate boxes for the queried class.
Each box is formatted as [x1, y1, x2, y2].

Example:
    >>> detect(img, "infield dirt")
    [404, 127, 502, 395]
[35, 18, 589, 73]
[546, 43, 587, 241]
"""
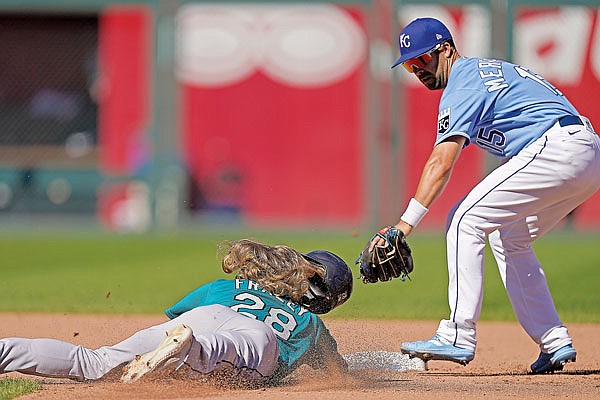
[1, 313, 598, 399]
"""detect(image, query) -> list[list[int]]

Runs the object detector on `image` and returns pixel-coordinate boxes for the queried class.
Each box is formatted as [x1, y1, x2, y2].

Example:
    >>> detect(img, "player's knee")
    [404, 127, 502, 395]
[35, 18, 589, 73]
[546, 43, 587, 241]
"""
[73, 345, 113, 380]
[446, 214, 485, 241]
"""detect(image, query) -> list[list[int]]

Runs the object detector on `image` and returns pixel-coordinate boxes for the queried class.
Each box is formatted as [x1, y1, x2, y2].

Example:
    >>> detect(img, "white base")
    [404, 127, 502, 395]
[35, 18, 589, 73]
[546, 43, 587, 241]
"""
[343, 351, 428, 371]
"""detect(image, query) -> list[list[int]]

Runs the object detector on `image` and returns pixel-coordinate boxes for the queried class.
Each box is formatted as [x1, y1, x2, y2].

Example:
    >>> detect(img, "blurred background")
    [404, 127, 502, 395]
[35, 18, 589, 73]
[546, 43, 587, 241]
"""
[0, 0, 599, 234]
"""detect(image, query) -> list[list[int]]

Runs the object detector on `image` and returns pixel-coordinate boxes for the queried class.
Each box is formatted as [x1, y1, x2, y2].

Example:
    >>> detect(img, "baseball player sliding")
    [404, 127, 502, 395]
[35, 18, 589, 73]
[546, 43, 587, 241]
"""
[365, 17, 600, 373]
[0, 239, 353, 384]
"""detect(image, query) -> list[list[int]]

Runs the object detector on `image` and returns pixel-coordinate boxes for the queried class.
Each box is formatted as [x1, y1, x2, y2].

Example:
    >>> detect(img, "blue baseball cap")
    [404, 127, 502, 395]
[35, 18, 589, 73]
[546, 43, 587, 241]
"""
[391, 17, 453, 69]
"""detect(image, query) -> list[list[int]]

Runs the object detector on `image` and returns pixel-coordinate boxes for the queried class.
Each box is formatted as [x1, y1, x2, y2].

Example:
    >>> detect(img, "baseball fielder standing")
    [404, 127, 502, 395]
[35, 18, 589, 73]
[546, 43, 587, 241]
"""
[370, 17, 600, 373]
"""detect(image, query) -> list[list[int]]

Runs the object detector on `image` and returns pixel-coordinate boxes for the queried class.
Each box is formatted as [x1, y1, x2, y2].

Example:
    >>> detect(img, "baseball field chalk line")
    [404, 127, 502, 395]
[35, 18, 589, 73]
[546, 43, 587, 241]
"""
[343, 351, 428, 371]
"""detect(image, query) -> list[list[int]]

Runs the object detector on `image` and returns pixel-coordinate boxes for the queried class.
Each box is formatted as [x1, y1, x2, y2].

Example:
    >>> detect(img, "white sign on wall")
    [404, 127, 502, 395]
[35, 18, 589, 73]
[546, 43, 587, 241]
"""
[176, 4, 367, 88]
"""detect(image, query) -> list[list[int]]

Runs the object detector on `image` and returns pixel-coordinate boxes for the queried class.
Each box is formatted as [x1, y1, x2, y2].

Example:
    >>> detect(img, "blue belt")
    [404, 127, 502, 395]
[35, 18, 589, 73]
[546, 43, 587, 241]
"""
[558, 115, 583, 127]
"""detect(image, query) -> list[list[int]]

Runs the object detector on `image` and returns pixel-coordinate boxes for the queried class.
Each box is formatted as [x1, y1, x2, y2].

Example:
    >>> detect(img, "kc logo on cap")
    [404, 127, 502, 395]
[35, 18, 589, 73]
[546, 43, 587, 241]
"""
[391, 17, 453, 69]
[399, 33, 411, 48]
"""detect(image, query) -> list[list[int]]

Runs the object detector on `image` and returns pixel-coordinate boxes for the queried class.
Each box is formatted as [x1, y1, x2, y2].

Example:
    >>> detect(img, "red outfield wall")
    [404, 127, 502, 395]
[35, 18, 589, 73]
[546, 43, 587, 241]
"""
[176, 4, 367, 226]
[97, 4, 600, 230]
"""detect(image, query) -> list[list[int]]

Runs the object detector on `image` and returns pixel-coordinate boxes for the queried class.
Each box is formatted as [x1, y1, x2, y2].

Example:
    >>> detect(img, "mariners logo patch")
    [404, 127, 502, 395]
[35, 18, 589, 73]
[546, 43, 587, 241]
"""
[438, 108, 450, 134]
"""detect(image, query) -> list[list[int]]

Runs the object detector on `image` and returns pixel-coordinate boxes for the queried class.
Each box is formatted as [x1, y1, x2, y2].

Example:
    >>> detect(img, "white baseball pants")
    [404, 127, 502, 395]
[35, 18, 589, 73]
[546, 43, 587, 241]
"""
[0, 304, 278, 381]
[436, 117, 600, 353]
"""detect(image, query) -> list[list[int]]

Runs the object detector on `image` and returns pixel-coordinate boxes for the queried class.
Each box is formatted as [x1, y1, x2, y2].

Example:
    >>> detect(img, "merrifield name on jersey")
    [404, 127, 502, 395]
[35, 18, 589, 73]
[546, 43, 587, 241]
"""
[478, 59, 508, 93]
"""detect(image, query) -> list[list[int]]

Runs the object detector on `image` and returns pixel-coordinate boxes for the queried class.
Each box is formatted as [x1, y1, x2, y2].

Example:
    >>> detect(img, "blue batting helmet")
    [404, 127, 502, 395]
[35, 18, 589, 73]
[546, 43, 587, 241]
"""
[300, 250, 353, 314]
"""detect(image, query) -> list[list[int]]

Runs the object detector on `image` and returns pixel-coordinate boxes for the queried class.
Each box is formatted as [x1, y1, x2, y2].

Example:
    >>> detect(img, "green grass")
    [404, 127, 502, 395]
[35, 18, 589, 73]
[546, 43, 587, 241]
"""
[0, 229, 598, 399]
[0, 230, 598, 322]
[0, 378, 43, 400]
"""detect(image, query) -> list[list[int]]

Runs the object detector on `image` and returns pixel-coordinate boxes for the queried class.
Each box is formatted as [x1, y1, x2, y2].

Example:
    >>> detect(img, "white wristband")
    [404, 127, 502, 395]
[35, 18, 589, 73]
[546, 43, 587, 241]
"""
[400, 198, 429, 227]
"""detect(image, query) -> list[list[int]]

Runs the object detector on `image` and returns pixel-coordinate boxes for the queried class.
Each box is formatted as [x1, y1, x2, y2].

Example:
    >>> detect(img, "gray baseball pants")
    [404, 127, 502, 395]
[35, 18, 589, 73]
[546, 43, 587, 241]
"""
[0, 305, 278, 381]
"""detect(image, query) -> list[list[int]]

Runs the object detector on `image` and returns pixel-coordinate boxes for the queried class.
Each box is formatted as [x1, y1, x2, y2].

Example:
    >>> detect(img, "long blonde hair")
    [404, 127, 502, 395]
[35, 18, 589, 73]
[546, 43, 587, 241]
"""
[220, 239, 325, 302]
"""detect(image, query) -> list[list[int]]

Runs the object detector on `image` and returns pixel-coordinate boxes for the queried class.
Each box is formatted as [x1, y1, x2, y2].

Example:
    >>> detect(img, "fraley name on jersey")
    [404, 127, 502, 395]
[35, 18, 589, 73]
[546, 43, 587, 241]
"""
[234, 278, 310, 315]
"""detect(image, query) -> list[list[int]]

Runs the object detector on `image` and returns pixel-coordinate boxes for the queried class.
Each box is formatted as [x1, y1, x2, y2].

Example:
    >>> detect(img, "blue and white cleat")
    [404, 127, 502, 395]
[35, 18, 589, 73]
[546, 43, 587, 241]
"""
[401, 335, 474, 366]
[530, 344, 576, 374]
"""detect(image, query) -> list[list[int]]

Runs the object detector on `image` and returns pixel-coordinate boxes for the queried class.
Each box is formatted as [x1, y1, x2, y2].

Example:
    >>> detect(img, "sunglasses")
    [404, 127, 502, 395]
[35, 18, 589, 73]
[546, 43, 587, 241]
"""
[402, 44, 441, 73]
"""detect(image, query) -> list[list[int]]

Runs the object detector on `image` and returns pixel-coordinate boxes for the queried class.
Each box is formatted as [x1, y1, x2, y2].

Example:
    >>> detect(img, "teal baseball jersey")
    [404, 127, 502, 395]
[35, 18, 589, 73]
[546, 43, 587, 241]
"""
[165, 278, 339, 376]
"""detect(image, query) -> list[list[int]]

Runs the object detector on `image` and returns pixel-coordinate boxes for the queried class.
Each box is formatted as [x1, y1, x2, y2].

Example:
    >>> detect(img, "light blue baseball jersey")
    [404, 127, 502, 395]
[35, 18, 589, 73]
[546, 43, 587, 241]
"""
[165, 278, 339, 377]
[435, 57, 579, 157]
